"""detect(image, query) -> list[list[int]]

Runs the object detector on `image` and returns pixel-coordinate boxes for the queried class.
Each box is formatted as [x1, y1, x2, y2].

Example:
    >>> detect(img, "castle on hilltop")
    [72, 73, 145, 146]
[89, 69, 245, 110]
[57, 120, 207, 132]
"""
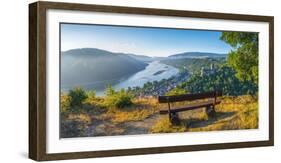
[200, 63, 216, 77]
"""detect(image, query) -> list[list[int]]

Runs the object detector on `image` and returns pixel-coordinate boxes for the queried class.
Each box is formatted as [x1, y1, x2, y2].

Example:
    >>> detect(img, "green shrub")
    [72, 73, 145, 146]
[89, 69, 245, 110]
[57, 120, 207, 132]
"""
[86, 90, 96, 99]
[68, 87, 88, 108]
[104, 86, 133, 109]
[105, 85, 116, 96]
[166, 87, 187, 96]
[60, 94, 71, 113]
[114, 89, 133, 108]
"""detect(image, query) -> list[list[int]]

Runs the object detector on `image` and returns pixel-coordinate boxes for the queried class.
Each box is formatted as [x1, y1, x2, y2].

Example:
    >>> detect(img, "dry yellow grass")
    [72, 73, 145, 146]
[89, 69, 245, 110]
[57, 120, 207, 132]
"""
[150, 117, 186, 133]
[106, 97, 159, 123]
[67, 113, 92, 125]
[133, 97, 162, 110]
[83, 96, 105, 106]
[110, 109, 154, 123]
[189, 95, 258, 131]
[150, 95, 258, 133]
[60, 93, 71, 112]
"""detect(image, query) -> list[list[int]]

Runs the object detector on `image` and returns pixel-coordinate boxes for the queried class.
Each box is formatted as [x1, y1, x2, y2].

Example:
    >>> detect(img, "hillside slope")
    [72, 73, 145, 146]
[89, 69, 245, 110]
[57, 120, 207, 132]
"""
[61, 48, 148, 90]
[169, 52, 227, 59]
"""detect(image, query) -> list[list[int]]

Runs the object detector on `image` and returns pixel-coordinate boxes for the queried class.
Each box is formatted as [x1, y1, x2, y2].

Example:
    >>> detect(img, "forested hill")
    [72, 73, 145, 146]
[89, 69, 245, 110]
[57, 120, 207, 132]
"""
[61, 48, 148, 89]
[161, 58, 226, 74]
[169, 52, 227, 59]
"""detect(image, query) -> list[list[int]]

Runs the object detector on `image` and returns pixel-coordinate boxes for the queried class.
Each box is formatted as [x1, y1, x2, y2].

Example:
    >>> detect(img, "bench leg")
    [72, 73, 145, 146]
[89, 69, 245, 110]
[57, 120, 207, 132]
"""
[205, 105, 216, 119]
[170, 112, 180, 125]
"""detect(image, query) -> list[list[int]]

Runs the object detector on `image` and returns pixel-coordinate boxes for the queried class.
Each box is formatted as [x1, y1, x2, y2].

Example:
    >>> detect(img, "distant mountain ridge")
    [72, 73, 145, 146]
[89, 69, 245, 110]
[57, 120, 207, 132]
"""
[61, 48, 148, 90]
[62, 48, 116, 57]
[168, 52, 227, 59]
[63, 48, 157, 62]
[125, 53, 155, 62]
[61, 48, 228, 91]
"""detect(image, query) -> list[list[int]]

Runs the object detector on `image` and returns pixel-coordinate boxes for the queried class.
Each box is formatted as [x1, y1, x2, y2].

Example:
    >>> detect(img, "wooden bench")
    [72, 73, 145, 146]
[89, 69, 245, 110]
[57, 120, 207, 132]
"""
[158, 91, 222, 125]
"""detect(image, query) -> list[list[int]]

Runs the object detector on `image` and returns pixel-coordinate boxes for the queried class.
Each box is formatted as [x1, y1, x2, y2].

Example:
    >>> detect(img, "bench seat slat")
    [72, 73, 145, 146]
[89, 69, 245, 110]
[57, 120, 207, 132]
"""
[159, 99, 221, 114]
[158, 91, 222, 103]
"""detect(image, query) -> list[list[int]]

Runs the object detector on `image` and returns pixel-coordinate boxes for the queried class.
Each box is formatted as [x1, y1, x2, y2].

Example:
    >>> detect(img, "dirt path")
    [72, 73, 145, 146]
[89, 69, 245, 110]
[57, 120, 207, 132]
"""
[83, 108, 236, 137]
[83, 114, 163, 137]
[118, 114, 162, 135]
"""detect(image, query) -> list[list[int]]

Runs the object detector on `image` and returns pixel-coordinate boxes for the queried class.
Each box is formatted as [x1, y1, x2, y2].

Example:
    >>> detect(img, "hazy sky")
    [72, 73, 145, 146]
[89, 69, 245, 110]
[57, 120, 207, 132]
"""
[61, 23, 232, 57]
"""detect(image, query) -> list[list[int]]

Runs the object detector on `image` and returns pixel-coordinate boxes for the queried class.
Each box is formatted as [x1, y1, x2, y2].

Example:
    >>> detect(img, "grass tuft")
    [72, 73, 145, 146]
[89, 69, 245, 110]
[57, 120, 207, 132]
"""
[150, 117, 186, 133]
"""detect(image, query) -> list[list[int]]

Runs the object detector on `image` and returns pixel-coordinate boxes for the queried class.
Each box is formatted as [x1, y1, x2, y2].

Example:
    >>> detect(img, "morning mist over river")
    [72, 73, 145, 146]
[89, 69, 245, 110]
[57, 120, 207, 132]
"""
[61, 60, 179, 96]
[103, 61, 178, 96]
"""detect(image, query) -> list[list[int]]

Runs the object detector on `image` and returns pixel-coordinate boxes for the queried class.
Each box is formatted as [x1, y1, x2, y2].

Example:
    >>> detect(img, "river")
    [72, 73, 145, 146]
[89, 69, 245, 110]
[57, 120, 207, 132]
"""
[96, 61, 179, 96]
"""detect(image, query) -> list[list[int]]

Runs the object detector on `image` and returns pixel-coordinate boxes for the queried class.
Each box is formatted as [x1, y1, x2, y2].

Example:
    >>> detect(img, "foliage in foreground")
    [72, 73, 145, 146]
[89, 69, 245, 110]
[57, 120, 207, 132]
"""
[62, 87, 89, 114]
[165, 87, 187, 96]
[68, 87, 88, 107]
[104, 85, 133, 109]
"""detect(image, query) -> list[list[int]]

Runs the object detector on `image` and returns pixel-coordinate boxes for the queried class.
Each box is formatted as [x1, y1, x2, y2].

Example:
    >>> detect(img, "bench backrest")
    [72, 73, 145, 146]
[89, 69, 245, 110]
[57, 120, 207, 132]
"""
[158, 90, 222, 103]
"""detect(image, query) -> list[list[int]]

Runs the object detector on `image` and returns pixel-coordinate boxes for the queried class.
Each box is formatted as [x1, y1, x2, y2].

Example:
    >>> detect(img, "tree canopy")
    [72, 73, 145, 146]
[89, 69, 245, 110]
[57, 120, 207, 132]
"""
[180, 65, 257, 96]
[220, 32, 258, 85]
